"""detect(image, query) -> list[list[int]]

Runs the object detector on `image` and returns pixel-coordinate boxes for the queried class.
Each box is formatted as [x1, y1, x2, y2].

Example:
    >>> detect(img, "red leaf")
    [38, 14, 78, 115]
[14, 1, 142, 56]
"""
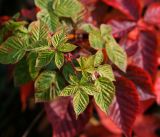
[108, 20, 136, 38]
[135, 31, 157, 79]
[140, 0, 157, 8]
[140, 99, 155, 113]
[80, 0, 98, 5]
[109, 77, 139, 137]
[144, 2, 160, 28]
[155, 75, 160, 105]
[120, 37, 139, 57]
[45, 97, 92, 137]
[96, 106, 122, 134]
[125, 65, 155, 101]
[121, 30, 158, 80]
[0, 16, 10, 26]
[133, 115, 160, 137]
[20, 81, 34, 110]
[102, 0, 142, 20]
[81, 124, 122, 137]
[104, 9, 129, 22]
[21, 8, 37, 21]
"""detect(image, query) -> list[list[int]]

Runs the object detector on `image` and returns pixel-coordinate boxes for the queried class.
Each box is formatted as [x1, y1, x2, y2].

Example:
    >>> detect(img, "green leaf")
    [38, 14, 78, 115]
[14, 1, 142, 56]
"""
[35, 88, 58, 102]
[53, 0, 84, 19]
[35, 71, 57, 102]
[62, 63, 75, 82]
[100, 24, 112, 39]
[52, 29, 67, 48]
[35, 0, 49, 9]
[73, 90, 89, 117]
[0, 27, 6, 44]
[0, 20, 27, 44]
[80, 84, 98, 96]
[80, 23, 97, 33]
[28, 20, 49, 43]
[60, 85, 78, 96]
[94, 50, 104, 67]
[55, 51, 64, 69]
[4, 20, 27, 31]
[14, 26, 28, 37]
[61, 75, 98, 96]
[1, 20, 28, 38]
[58, 43, 77, 52]
[89, 30, 105, 49]
[0, 36, 27, 64]
[14, 58, 32, 86]
[37, 10, 60, 32]
[27, 20, 50, 51]
[77, 56, 95, 72]
[35, 71, 56, 91]
[69, 75, 80, 84]
[56, 73, 66, 91]
[76, 56, 95, 77]
[94, 77, 115, 113]
[105, 36, 127, 72]
[12, 13, 20, 20]
[60, 75, 98, 116]
[36, 51, 54, 68]
[27, 52, 40, 79]
[97, 65, 115, 81]
[27, 39, 49, 51]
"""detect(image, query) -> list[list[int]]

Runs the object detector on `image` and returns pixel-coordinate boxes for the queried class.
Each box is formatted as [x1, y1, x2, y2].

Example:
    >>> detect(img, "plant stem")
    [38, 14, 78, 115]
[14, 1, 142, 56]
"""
[22, 110, 44, 137]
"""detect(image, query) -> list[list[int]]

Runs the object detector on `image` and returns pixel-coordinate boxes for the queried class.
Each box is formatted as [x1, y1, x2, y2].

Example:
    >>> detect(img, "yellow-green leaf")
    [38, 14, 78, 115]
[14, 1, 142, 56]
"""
[60, 85, 78, 96]
[35, 71, 57, 102]
[28, 20, 49, 43]
[94, 50, 104, 67]
[27, 52, 40, 79]
[52, 30, 67, 48]
[94, 77, 115, 113]
[0, 36, 27, 64]
[37, 9, 60, 32]
[89, 30, 105, 49]
[73, 90, 89, 117]
[97, 65, 115, 81]
[53, 0, 84, 19]
[35, 0, 48, 9]
[100, 24, 112, 39]
[80, 84, 98, 96]
[36, 51, 54, 68]
[58, 43, 77, 52]
[55, 51, 64, 69]
[80, 23, 97, 33]
[105, 36, 127, 72]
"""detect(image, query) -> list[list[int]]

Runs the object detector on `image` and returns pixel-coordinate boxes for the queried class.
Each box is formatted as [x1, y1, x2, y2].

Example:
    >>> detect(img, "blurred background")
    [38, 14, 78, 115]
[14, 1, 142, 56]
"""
[0, 1, 52, 137]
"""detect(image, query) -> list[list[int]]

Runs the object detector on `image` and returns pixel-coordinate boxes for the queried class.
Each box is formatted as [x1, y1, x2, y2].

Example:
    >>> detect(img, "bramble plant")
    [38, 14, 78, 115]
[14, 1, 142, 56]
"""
[0, 0, 127, 116]
[0, 0, 158, 137]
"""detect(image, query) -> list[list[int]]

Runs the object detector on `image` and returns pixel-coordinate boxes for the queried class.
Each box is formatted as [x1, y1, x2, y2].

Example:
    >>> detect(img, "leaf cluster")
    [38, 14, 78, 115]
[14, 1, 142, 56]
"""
[0, 0, 127, 118]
